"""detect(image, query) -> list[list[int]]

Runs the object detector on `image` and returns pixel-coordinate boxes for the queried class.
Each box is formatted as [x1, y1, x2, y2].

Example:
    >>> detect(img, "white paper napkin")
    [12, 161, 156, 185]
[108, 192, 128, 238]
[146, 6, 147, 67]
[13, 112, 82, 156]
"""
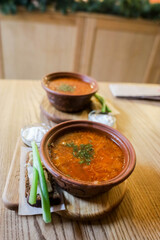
[109, 83, 160, 100]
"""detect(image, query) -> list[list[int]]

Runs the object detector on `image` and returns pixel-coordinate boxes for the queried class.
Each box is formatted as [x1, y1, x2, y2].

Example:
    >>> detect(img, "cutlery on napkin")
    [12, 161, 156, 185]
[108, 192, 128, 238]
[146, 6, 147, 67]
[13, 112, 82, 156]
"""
[109, 84, 160, 101]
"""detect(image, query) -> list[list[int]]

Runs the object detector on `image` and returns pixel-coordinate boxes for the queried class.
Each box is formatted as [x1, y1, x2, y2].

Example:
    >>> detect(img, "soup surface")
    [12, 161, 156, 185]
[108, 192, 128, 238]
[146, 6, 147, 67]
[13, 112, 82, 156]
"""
[47, 78, 93, 95]
[48, 130, 125, 183]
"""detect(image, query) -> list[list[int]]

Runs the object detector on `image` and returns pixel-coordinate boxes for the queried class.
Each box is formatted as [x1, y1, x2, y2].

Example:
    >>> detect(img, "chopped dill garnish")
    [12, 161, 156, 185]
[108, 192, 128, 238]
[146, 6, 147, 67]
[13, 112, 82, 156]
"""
[65, 142, 94, 165]
[56, 84, 75, 93]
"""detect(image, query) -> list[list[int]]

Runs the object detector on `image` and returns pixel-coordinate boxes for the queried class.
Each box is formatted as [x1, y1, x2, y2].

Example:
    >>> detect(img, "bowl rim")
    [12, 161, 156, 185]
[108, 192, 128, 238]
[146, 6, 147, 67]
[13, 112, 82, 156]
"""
[40, 120, 136, 187]
[41, 71, 99, 97]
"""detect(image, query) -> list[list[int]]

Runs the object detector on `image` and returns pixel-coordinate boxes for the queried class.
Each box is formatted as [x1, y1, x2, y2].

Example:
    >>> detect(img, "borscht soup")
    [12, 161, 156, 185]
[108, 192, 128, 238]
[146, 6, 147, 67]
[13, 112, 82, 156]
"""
[48, 129, 125, 183]
[47, 78, 93, 95]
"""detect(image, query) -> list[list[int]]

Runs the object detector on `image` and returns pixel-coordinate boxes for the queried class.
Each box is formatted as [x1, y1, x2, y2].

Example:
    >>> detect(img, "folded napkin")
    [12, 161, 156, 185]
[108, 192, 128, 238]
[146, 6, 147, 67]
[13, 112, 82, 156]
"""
[109, 84, 160, 100]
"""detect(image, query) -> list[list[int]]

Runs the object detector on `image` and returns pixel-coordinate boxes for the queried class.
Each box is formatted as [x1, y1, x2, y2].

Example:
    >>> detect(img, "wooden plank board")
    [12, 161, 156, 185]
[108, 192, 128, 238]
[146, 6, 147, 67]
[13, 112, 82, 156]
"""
[2, 138, 21, 210]
[2, 138, 126, 220]
[40, 95, 119, 124]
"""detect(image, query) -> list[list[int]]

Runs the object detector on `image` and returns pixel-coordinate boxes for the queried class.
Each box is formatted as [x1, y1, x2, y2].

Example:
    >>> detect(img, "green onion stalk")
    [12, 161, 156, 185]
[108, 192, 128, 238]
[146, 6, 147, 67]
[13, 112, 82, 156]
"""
[94, 93, 111, 113]
[29, 141, 51, 223]
[29, 166, 39, 205]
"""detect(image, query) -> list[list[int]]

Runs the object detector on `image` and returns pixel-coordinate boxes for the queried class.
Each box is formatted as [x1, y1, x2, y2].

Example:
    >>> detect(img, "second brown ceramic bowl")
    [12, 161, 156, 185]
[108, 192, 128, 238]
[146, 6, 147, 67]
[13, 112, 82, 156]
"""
[40, 120, 136, 198]
[42, 72, 98, 113]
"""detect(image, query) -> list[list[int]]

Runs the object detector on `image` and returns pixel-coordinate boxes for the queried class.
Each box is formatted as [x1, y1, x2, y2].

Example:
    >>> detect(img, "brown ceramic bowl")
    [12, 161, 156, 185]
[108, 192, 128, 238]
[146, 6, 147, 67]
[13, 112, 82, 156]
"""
[42, 72, 98, 113]
[40, 120, 136, 198]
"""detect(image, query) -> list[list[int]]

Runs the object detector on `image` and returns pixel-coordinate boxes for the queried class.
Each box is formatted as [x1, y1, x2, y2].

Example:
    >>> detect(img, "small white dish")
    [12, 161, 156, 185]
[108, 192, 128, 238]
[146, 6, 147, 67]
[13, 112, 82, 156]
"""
[21, 123, 50, 147]
[88, 110, 116, 128]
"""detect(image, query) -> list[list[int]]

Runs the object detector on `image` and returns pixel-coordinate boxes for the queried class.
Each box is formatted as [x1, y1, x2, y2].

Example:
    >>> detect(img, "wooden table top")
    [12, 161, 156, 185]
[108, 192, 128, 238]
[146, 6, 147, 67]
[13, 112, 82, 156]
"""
[0, 80, 160, 240]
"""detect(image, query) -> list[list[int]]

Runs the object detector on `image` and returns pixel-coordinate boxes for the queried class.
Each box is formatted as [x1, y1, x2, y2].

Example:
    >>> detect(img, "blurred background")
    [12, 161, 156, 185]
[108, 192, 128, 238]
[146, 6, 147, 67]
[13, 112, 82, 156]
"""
[0, 0, 160, 83]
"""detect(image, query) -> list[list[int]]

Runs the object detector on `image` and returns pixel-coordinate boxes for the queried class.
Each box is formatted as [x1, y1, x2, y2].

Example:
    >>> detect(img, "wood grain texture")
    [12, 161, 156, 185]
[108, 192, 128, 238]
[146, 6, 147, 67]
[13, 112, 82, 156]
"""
[0, 12, 160, 83]
[79, 18, 97, 75]
[73, 17, 85, 72]
[1, 19, 77, 79]
[2, 138, 127, 220]
[0, 80, 160, 240]
[40, 95, 118, 124]
[96, 17, 160, 34]
[40, 95, 92, 123]
[2, 138, 21, 210]
[0, 22, 4, 78]
[143, 34, 160, 84]
[90, 29, 155, 83]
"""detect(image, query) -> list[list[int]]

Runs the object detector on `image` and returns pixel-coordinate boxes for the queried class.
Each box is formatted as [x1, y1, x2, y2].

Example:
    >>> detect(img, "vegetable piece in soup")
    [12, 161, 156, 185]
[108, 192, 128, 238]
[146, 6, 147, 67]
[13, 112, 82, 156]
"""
[48, 130, 125, 183]
[47, 78, 93, 95]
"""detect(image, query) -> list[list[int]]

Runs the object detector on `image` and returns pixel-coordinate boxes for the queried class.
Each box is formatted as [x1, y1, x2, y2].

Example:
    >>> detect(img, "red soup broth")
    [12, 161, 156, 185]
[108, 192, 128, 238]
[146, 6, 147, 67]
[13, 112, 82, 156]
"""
[48, 130, 125, 183]
[47, 78, 93, 95]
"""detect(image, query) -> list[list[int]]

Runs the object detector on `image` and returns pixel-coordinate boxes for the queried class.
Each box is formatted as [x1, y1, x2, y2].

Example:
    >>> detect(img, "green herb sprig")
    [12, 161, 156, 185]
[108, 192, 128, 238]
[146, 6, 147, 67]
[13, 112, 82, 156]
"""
[94, 93, 111, 113]
[66, 142, 94, 165]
